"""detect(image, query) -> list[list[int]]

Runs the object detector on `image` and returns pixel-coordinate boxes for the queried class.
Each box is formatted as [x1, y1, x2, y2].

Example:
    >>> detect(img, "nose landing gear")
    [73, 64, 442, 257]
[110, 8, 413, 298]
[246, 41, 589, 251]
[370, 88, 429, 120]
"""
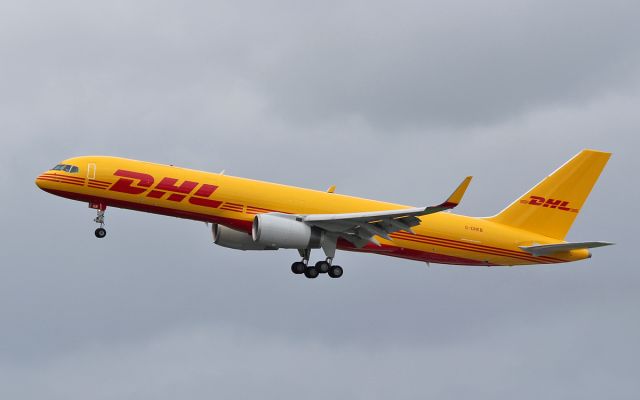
[91, 202, 107, 238]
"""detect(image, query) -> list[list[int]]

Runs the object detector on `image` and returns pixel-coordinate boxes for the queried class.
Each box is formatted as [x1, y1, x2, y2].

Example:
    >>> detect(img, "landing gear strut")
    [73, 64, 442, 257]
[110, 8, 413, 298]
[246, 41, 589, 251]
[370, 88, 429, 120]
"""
[91, 202, 107, 238]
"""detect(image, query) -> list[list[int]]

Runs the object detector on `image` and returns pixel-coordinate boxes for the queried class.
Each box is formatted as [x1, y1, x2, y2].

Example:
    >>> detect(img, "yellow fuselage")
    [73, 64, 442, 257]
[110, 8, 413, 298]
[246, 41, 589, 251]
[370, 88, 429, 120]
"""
[35, 156, 589, 266]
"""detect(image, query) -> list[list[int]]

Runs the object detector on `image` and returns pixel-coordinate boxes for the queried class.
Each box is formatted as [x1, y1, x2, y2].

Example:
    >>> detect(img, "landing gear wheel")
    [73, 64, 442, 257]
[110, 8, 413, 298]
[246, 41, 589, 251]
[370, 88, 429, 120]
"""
[328, 265, 343, 278]
[94, 227, 107, 238]
[291, 261, 306, 274]
[304, 267, 319, 279]
[315, 260, 331, 274]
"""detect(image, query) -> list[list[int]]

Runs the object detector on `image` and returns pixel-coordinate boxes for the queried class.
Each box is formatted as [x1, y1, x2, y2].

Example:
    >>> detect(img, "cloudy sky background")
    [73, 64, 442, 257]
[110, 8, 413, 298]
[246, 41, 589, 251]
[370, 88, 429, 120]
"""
[1, 0, 638, 398]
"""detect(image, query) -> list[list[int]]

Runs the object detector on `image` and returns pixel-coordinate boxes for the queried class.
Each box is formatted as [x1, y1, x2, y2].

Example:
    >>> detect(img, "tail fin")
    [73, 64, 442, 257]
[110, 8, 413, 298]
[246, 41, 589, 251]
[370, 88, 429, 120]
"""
[487, 149, 611, 240]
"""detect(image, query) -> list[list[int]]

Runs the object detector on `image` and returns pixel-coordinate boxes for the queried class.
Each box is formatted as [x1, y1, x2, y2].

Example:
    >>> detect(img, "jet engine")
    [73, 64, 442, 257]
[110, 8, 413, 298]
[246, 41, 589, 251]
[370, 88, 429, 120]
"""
[252, 213, 321, 249]
[212, 223, 277, 251]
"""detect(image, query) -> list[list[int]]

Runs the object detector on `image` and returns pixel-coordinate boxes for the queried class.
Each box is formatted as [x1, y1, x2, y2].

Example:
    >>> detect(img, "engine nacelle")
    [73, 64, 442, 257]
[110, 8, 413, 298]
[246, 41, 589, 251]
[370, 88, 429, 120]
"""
[252, 214, 321, 249]
[212, 223, 277, 251]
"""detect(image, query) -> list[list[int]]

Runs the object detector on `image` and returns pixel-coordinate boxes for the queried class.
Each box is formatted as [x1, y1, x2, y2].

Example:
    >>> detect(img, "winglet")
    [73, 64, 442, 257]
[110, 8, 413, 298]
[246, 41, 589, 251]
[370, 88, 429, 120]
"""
[440, 176, 472, 209]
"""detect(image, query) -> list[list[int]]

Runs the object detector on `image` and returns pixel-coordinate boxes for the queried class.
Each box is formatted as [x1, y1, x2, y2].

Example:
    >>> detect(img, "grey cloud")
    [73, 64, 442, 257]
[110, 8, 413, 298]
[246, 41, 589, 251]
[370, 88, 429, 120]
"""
[1, 314, 637, 400]
[256, 0, 640, 128]
[3, 0, 639, 146]
[0, 1, 639, 399]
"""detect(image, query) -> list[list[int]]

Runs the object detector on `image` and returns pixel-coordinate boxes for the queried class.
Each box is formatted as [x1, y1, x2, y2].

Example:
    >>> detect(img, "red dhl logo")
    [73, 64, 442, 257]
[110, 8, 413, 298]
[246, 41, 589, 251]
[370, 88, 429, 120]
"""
[520, 196, 579, 213]
[109, 169, 222, 208]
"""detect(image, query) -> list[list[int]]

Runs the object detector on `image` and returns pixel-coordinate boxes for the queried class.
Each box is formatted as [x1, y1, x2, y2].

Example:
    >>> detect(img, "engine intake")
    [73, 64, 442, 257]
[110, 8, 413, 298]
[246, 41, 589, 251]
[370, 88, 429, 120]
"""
[212, 223, 277, 251]
[252, 214, 321, 249]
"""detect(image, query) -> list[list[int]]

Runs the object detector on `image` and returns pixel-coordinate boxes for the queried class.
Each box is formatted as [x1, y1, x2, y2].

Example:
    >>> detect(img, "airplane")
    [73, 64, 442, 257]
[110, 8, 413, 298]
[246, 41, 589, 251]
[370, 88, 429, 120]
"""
[35, 149, 613, 278]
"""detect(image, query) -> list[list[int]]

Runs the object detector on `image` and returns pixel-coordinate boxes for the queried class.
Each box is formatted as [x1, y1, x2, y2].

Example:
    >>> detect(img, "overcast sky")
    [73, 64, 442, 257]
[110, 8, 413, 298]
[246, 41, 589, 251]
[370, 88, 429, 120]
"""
[1, 0, 638, 399]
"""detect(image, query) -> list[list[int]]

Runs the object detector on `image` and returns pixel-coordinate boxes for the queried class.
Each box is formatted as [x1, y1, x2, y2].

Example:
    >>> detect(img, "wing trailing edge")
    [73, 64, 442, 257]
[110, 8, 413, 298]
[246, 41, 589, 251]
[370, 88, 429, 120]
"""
[301, 176, 472, 247]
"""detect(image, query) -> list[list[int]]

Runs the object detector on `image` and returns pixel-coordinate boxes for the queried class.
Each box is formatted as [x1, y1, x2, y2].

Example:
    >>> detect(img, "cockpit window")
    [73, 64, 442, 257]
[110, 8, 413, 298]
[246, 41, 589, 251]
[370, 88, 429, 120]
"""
[51, 164, 79, 173]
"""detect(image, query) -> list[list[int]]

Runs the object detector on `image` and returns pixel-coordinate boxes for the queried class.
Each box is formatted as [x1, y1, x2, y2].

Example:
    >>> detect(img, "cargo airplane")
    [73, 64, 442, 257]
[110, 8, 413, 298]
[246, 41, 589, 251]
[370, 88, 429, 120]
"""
[35, 149, 612, 278]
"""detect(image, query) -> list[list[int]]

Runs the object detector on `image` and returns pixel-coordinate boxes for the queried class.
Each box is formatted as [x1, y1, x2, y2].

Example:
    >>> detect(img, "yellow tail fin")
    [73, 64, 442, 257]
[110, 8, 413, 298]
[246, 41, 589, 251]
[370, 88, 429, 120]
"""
[488, 149, 611, 239]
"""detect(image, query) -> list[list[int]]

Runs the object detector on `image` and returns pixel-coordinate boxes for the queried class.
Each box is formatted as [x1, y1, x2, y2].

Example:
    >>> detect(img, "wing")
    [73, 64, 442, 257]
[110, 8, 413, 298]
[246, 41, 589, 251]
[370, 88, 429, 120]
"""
[302, 176, 472, 247]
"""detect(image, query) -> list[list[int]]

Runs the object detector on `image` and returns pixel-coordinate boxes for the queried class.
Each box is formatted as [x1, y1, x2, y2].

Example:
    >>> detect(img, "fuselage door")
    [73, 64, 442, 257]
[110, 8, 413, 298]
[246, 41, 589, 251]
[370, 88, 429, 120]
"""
[87, 163, 96, 180]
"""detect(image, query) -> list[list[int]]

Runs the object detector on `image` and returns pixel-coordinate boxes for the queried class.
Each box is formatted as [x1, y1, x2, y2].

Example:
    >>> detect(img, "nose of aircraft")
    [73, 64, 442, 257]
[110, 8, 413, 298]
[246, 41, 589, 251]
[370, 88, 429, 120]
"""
[36, 161, 86, 193]
[35, 172, 46, 189]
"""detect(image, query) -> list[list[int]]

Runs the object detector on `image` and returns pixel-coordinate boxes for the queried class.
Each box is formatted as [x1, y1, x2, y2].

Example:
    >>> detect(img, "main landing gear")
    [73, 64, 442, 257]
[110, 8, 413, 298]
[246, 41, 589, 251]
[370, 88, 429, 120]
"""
[291, 248, 344, 279]
[91, 202, 107, 238]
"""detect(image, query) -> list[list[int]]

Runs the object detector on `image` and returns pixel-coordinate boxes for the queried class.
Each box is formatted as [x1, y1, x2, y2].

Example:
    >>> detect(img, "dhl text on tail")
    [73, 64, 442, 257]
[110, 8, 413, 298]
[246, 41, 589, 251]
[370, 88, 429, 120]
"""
[35, 149, 613, 279]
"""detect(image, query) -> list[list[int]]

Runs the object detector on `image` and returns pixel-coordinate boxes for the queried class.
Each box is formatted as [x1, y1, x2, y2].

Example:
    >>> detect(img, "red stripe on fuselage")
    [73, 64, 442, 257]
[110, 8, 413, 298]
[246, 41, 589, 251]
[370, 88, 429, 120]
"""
[41, 173, 85, 182]
[401, 233, 561, 262]
[390, 232, 562, 264]
[221, 206, 244, 212]
[338, 239, 495, 266]
[40, 188, 512, 266]
[414, 232, 562, 263]
[37, 176, 85, 186]
[42, 188, 252, 232]
[40, 174, 85, 183]
[391, 232, 531, 262]
[246, 206, 287, 214]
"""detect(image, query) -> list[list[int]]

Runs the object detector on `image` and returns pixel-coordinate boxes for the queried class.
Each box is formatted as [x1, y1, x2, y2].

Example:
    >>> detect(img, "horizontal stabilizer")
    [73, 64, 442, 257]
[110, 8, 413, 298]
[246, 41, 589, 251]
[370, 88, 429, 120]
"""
[519, 241, 613, 256]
